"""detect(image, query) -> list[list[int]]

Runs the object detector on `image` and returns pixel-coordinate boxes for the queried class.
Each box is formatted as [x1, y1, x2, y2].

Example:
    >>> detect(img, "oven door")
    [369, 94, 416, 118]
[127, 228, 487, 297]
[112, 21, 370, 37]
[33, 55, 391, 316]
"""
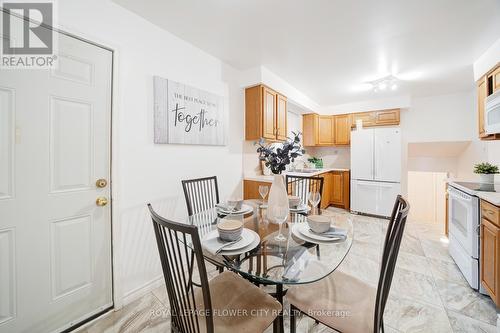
[448, 186, 479, 258]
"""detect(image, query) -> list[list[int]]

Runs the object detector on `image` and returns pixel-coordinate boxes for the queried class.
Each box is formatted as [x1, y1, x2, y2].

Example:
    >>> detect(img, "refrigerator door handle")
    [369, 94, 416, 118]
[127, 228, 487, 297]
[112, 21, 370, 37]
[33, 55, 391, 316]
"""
[373, 134, 376, 180]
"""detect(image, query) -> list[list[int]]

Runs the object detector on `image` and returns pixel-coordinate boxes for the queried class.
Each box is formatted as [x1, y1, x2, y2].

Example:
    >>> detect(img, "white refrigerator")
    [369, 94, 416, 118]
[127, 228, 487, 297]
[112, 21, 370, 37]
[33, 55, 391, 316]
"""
[350, 127, 401, 217]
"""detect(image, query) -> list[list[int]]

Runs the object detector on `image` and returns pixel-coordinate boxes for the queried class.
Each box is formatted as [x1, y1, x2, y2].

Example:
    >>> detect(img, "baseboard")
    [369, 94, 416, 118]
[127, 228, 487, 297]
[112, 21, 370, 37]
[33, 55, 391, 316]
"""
[122, 275, 164, 306]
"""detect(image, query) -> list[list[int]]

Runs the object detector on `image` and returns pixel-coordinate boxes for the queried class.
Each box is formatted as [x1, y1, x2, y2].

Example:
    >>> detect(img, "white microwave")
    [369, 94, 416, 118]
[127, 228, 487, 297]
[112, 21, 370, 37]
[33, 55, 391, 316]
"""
[485, 89, 500, 134]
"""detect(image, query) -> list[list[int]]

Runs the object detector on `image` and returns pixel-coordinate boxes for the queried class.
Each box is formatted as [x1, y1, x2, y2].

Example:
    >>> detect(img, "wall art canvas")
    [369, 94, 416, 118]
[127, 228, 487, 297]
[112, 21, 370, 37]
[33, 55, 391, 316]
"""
[153, 76, 225, 145]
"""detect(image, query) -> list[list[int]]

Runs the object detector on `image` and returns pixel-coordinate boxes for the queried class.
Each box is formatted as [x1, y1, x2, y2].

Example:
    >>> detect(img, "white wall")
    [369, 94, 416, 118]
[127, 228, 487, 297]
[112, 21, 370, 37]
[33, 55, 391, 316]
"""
[474, 37, 500, 80]
[402, 91, 475, 143]
[320, 95, 411, 115]
[239, 66, 320, 112]
[58, 0, 245, 305]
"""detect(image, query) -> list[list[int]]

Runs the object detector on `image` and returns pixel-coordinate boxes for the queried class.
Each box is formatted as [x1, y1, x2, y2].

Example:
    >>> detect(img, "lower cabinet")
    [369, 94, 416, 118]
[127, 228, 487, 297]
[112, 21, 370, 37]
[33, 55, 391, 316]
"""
[243, 179, 272, 200]
[481, 218, 499, 304]
[330, 171, 350, 210]
[243, 171, 350, 211]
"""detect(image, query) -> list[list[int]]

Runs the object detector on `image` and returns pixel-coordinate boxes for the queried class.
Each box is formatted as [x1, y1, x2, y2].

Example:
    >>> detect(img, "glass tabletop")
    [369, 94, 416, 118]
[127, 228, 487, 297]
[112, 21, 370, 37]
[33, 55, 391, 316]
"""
[184, 200, 353, 285]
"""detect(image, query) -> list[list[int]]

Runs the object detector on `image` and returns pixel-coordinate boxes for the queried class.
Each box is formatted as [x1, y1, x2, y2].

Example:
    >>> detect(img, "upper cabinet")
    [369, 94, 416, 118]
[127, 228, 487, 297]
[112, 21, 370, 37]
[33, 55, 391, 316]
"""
[478, 63, 500, 140]
[245, 84, 287, 141]
[350, 109, 400, 128]
[302, 114, 349, 147]
[334, 114, 351, 145]
[318, 115, 335, 145]
[478, 77, 488, 138]
[493, 66, 500, 92]
[302, 109, 400, 147]
[276, 94, 287, 141]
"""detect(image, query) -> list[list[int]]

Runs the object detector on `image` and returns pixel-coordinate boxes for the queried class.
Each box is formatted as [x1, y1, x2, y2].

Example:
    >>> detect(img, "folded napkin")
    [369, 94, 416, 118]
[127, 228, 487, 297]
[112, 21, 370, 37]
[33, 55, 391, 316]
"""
[310, 226, 347, 238]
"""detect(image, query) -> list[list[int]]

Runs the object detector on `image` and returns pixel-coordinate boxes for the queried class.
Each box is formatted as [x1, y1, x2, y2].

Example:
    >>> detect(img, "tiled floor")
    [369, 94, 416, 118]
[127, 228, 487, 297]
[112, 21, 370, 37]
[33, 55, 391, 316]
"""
[78, 208, 498, 333]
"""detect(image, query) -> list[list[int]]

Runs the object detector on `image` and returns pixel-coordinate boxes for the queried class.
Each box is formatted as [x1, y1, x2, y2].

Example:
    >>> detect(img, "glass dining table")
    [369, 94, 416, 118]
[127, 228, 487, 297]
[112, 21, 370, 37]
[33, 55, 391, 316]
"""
[183, 199, 354, 333]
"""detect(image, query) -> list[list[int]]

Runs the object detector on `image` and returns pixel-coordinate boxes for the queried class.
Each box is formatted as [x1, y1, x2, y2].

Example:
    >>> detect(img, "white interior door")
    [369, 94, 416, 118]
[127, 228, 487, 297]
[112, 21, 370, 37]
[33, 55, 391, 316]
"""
[374, 127, 401, 182]
[350, 128, 374, 180]
[0, 27, 113, 332]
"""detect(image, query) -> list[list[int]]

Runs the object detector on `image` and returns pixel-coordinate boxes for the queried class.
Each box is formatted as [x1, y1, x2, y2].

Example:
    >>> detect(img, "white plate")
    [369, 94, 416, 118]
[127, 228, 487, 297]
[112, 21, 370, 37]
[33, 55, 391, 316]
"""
[201, 228, 255, 253]
[220, 230, 260, 255]
[290, 204, 311, 213]
[217, 204, 253, 215]
[292, 223, 345, 243]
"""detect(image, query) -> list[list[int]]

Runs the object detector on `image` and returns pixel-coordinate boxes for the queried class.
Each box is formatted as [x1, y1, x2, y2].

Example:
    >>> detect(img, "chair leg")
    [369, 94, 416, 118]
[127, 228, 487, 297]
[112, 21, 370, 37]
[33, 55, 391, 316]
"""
[218, 265, 223, 273]
[290, 304, 297, 333]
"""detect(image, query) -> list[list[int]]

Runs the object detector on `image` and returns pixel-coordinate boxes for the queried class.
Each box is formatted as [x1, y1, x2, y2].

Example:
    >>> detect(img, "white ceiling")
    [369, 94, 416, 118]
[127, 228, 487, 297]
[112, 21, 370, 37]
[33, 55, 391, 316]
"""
[113, 0, 500, 106]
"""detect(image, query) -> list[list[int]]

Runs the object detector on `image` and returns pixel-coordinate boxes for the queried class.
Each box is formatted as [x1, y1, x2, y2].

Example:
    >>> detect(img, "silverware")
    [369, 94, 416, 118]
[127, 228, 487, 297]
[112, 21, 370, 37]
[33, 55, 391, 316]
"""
[309, 229, 346, 238]
[215, 236, 242, 254]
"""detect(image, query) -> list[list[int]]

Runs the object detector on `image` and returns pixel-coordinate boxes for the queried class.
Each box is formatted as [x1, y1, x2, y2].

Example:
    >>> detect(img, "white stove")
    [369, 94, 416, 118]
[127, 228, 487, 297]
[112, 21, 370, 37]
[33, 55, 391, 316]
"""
[448, 181, 488, 293]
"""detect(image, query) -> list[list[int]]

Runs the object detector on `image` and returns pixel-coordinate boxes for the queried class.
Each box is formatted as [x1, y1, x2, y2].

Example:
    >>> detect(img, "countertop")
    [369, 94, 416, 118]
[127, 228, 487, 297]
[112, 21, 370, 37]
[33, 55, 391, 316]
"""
[244, 168, 350, 183]
[448, 180, 500, 206]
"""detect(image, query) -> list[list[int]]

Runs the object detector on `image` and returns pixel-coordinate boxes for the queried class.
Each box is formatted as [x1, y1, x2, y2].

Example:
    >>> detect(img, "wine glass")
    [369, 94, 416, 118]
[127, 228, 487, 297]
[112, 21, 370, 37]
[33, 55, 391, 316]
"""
[258, 185, 269, 206]
[272, 206, 288, 241]
[308, 191, 321, 214]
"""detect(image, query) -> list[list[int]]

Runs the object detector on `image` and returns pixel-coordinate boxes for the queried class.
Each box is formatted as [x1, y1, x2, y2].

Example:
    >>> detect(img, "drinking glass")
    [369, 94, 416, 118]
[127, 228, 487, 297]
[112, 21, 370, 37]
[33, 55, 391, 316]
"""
[308, 191, 321, 214]
[272, 206, 288, 241]
[258, 185, 269, 205]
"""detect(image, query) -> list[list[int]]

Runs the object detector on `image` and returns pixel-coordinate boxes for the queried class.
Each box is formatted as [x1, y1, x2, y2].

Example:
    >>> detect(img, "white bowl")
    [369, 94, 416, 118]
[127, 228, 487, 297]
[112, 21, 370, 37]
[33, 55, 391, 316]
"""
[217, 219, 243, 241]
[307, 215, 331, 233]
[227, 199, 243, 210]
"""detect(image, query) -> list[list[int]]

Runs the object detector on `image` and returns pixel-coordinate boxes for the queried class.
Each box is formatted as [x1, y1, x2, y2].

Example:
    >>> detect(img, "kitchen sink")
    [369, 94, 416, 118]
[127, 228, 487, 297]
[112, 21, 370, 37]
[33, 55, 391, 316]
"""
[290, 169, 322, 174]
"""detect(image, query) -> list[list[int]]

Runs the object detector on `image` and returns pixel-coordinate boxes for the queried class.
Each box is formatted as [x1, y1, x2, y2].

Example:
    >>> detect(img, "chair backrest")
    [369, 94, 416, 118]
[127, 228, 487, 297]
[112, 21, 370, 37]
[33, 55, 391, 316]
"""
[285, 175, 324, 207]
[373, 195, 409, 332]
[182, 176, 220, 216]
[148, 204, 214, 333]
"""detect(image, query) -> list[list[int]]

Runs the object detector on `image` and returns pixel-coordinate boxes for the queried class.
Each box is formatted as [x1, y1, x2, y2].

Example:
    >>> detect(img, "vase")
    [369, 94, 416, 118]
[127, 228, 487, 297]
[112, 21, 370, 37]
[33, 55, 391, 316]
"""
[479, 174, 495, 184]
[267, 174, 289, 224]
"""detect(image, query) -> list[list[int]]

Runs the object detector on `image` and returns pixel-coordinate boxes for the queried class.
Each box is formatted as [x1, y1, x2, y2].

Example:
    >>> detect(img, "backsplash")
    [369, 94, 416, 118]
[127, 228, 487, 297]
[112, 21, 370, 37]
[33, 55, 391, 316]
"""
[305, 146, 351, 169]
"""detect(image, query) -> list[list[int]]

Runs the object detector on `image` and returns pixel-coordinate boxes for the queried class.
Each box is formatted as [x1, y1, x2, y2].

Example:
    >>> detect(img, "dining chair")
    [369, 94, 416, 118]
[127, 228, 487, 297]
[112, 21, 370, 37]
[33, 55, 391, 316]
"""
[182, 176, 220, 216]
[148, 204, 281, 333]
[285, 175, 324, 208]
[181, 176, 225, 273]
[287, 195, 410, 333]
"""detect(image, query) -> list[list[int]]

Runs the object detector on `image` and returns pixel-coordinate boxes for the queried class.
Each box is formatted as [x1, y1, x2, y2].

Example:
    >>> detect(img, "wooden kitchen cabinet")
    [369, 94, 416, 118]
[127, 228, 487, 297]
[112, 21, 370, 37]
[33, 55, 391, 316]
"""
[330, 170, 350, 210]
[350, 109, 400, 128]
[478, 77, 488, 138]
[334, 114, 351, 145]
[318, 116, 334, 145]
[481, 218, 500, 304]
[350, 112, 376, 127]
[374, 109, 400, 125]
[303, 114, 351, 146]
[492, 66, 500, 93]
[480, 199, 500, 306]
[245, 84, 287, 141]
[276, 94, 288, 141]
[320, 172, 332, 209]
[243, 179, 271, 200]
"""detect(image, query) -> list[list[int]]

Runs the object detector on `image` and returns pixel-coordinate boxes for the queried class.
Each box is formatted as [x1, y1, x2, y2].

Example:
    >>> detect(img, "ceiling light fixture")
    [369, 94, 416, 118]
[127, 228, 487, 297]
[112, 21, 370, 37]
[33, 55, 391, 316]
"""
[368, 75, 399, 92]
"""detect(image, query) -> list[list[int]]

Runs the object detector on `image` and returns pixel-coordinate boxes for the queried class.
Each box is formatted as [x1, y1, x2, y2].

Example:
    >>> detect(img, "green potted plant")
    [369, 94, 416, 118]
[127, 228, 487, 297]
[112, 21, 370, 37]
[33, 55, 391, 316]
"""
[307, 157, 323, 169]
[473, 162, 499, 184]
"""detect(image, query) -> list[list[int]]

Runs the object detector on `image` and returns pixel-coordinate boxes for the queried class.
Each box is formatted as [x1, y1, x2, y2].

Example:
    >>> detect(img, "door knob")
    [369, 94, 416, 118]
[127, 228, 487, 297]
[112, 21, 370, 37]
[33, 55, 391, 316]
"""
[96, 197, 108, 206]
[96, 179, 108, 188]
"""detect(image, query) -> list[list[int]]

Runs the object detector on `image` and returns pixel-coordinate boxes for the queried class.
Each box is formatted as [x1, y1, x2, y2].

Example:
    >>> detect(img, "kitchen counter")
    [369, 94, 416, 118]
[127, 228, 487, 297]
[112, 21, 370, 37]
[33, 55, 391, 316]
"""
[244, 168, 350, 183]
[448, 180, 500, 206]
